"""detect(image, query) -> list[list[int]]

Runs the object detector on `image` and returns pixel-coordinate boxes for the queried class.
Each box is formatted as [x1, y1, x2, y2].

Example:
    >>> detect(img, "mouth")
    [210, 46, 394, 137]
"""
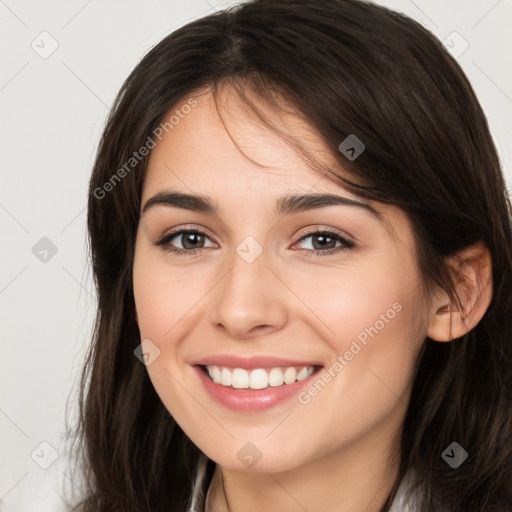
[199, 364, 322, 390]
[193, 362, 324, 412]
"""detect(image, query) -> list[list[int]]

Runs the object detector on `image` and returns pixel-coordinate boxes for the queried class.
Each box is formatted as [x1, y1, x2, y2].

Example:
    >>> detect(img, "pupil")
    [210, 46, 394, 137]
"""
[184, 232, 202, 249]
[314, 234, 334, 250]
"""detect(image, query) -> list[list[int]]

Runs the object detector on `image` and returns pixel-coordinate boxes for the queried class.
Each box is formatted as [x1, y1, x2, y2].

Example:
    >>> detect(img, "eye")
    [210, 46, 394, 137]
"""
[155, 226, 356, 258]
[292, 228, 356, 257]
[155, 228, 216, 256]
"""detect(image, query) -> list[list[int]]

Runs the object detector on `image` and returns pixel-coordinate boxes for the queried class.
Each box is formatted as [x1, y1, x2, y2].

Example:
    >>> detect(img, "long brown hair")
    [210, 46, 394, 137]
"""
[63, 0, 512, 510]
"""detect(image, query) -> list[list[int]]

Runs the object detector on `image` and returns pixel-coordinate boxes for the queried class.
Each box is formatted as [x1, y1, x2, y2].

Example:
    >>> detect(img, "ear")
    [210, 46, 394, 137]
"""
[427, 241, 493, 342]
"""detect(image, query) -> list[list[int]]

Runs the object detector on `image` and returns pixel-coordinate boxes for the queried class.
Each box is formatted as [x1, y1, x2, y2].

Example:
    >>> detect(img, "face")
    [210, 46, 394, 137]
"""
[132, 85, 429, 473]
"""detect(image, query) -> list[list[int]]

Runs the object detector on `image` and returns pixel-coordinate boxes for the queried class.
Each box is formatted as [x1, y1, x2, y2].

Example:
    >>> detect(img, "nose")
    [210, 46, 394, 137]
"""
[209, 243, 289, 339]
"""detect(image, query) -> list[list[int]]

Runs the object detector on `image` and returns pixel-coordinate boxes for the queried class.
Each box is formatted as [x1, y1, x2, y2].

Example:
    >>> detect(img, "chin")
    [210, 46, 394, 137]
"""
[200, 442, 313, 474]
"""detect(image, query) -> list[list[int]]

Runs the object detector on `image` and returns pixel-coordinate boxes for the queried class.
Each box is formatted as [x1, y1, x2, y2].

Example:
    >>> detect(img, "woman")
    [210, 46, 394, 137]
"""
[65, 0, 512, 511]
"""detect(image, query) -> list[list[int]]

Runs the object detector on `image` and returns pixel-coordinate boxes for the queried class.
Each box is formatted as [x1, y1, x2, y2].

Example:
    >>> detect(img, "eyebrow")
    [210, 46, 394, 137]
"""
[141, 191, 383, 220]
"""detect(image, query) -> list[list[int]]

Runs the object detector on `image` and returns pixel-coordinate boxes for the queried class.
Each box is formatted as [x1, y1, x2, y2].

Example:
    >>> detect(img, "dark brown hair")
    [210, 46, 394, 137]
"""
[63, 0, 512, 510]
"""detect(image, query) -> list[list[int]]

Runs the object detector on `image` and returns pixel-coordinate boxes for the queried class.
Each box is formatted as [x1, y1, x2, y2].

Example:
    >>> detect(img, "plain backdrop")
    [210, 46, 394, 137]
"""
[1, 0, 511, 510]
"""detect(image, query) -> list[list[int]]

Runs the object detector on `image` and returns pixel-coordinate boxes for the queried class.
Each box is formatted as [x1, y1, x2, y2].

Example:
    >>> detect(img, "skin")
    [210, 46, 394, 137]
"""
[132, 85, 492, 512]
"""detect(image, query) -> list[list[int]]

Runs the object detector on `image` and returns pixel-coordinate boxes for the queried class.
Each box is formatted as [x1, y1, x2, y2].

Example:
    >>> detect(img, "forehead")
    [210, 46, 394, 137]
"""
[144, 86, 358, 199]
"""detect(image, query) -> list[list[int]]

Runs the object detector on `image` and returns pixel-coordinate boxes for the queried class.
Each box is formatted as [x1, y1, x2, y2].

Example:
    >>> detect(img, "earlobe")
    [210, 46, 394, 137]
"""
[427, 241, 493, 342]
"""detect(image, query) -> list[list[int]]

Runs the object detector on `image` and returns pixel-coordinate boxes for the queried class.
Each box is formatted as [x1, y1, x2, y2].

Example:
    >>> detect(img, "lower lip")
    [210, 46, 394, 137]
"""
[194, 365, 320, 412]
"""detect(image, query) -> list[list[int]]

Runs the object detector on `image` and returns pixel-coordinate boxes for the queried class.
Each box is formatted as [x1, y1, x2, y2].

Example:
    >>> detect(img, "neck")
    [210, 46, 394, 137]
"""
[205, 411, 403, 512]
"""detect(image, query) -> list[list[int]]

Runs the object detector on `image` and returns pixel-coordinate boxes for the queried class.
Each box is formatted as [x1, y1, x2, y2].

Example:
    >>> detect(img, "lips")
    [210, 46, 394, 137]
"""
[191, 354, 323, 412]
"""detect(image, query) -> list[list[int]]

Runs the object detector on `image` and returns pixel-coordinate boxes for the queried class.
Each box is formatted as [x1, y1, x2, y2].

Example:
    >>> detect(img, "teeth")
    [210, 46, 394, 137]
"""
[249, 368, 268, 389]
[232, 368, 249, 389]
[210, 365, 221, 384]
[296, 367, 311, 381]
[220, 367, 232, 387]
[205, 365, 315, 390]
[283, 367, 297, 384]
[268, 367, 284, 387]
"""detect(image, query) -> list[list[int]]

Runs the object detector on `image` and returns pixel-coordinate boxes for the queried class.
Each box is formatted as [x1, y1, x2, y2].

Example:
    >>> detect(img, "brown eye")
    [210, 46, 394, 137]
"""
[294, 229, 356, 257]
[180, 231, 206, 249]
[156, 229, 216, 255]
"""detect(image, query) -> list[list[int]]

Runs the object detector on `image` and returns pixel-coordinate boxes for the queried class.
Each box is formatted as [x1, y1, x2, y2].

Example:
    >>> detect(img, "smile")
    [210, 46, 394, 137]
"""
[193, 357, 323, 412]
[204, 365, 315, 389]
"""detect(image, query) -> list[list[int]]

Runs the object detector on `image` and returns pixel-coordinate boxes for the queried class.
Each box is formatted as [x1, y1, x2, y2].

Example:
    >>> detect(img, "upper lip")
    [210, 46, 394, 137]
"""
[191, 354, 324, 369]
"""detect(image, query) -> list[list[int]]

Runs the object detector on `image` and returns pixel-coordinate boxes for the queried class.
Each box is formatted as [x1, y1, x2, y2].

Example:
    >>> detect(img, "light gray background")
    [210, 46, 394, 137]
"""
[1, 1, 511, 510]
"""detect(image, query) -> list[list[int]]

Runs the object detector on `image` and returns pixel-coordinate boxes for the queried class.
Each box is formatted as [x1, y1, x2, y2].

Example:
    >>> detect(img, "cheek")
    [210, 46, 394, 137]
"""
[133, 249, 210, 341]
[278, 274, 424, 465]
[287, 254, 420, 353]
[132, 248, 210, 430]
[287, 254, 425, 407]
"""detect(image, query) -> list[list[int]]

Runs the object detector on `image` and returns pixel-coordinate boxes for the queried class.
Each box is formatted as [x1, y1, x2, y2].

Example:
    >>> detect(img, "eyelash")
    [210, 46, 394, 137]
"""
[155, 226, 356, 258]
